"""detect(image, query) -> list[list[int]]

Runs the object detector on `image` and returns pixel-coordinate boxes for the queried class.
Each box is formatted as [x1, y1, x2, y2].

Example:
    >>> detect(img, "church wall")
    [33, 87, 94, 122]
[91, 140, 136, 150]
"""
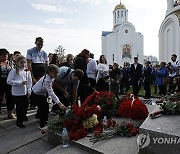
[102, 36, 107, 56]
[117, 24, 137, 66]
[159, 14, 180, 62]
[106, 33, 118, 65]
[134, 33, 144, 65]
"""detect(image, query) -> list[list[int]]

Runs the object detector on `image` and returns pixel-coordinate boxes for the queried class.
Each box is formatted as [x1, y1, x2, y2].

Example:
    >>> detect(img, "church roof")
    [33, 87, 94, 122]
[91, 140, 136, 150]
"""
[174, 10, 180, 24]
[114, 3, 126, 11]
[102, 31, 112, 37]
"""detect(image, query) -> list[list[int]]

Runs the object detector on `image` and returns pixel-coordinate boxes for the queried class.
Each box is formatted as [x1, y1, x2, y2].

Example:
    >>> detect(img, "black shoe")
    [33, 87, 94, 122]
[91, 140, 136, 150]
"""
[35, 114, 40, 119]
[24, 116, 28, 121]
[16, 124, 26, 129]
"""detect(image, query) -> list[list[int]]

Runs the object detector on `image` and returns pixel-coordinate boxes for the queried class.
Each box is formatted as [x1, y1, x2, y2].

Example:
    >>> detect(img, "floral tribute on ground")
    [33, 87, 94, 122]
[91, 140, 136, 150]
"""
[47, 91, 140, 143]
[116, 94, 149, 121]
[150, 94, 180, 119]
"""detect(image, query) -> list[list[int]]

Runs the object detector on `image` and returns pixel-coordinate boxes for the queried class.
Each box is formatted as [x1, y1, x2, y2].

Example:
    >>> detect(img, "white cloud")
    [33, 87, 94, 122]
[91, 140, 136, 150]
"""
[0, 21, 101, 59]
[45, 18, 73, 25]
[31, 3, 77, 13]
[80, 0, 101, 5]
[31, 3, 58, 12]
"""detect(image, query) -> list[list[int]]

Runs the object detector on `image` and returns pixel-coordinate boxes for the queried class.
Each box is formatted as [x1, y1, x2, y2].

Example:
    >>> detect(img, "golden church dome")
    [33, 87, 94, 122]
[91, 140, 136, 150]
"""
[114, 3, 126, 10]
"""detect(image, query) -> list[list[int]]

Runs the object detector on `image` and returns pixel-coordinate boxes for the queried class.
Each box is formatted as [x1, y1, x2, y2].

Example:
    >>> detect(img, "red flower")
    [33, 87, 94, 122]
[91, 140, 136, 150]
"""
[74, 132, 80, 141]
[117, 95, 149, 121]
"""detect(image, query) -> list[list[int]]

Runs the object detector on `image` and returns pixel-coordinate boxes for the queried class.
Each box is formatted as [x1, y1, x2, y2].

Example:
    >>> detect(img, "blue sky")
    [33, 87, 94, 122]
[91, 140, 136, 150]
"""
[0, 0, 166, 60]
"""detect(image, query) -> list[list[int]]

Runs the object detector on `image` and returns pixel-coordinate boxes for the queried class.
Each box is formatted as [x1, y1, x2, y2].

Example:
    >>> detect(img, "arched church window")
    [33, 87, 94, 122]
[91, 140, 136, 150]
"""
[115, 12, 116, 23]
[122, 44, 131, 59]
[121, 11, 123, 18]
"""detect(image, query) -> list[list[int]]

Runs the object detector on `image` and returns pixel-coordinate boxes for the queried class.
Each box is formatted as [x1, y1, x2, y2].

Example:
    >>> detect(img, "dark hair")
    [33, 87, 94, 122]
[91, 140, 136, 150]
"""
[146, 61, 151, 64]
[48, 53, 53, 57]
[174, 77, 180, 86]
[99, 55, 107, 64]
[73, 69, 84, 80]
[49, 54, 59, 65]
[13, 51, 21, 55]
[0, 48, 9, 56]
[35, 37, 43, 43]
[90, 53, 94, 59]
[46, 64, 59, 74]
[172, 54, 177, 58]
[77, 49, 90, 58]
[66, 54, 73, 62]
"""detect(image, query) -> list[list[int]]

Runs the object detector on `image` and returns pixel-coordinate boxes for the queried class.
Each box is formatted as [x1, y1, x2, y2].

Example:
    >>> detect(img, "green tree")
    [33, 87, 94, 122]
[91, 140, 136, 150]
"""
[55, 45, 66, 63]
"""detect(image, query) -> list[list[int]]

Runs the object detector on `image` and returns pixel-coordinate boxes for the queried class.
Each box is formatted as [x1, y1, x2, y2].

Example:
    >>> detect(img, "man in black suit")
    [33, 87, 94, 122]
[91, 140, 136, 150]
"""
[130, 57, 142, 96]
[143, 61, 152, 99]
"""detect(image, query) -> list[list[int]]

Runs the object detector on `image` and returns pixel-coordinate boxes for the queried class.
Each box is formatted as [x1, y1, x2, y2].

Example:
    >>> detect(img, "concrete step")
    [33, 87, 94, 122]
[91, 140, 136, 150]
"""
[139, 106, 180, 154]
[46, 144, 91, 154]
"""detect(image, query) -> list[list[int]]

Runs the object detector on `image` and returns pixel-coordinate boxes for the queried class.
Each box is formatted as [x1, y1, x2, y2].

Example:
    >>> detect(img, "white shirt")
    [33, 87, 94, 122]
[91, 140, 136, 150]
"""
[7, 69, 32, 96]
[96, 63, 109, 82]
[169, 60, 180, 77]
[134, 63, 137, 69]
[32, 74, 60, 105]
[86, 58, 97, 79]
[26, 47, 48, 63]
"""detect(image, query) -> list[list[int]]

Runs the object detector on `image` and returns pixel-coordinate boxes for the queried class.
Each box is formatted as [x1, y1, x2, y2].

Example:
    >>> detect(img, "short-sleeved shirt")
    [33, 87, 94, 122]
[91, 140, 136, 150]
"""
[56, 66, 79, 89]
[26, 47, 48, 63]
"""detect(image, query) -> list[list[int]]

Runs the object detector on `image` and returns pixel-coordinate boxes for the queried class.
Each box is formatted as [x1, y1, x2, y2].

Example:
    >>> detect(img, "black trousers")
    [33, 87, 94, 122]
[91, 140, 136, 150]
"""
[0, 81, 14, 111]
[132, 80, 139, 96]
[31, 92, 49, 128]
[88, 78, 96, 89]
[120, 79, 130, 93]
[168, 77, 176, 93]
[14, 95, 29, 125]
[144, 82, 151, 98]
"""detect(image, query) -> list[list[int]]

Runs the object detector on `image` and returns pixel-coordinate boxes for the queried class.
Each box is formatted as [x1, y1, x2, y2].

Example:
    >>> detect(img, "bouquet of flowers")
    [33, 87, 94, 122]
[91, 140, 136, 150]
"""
[89, 120, 139, 144]
[82, 91, 116, 118]
[117, 94, 149, 121]
[150, 94, 180, 119]
[47, 91, 116, 141]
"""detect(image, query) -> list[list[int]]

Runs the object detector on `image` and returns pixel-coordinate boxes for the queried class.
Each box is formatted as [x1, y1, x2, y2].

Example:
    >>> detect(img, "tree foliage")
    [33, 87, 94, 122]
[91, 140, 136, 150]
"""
[55, 45, 66, 63]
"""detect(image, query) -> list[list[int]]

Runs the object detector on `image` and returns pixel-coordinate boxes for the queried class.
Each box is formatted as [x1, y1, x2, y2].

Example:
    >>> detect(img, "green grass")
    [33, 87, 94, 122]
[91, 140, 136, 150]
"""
[127, 85, 163, 98]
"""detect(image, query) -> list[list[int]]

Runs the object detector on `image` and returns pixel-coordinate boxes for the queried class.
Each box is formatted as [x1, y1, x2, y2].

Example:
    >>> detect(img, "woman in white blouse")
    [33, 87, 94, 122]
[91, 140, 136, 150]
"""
[96, 55, 109, 91]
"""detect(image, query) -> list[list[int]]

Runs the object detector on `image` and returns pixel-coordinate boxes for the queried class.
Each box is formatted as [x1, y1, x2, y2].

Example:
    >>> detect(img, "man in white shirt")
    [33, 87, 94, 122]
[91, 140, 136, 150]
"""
[26, 37, 48, 109]
[86, 53, 97, 89]
[168, 54, 180, 93]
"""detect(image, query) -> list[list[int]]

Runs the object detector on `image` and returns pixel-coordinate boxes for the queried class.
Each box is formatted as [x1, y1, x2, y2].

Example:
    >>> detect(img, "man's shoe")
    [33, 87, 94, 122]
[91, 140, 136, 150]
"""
[16, 124, 26, 129]
[35, 114, 40, 119]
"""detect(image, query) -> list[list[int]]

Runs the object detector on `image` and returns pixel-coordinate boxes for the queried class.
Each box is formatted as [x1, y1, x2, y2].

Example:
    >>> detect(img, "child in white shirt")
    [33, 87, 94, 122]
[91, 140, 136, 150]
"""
[7, 56, 32, 128]
[31, 64, 66, 129]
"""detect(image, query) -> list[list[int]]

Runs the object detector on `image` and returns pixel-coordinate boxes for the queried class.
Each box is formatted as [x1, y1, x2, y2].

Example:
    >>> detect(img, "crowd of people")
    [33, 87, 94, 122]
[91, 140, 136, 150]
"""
[0, 36, 179, 129]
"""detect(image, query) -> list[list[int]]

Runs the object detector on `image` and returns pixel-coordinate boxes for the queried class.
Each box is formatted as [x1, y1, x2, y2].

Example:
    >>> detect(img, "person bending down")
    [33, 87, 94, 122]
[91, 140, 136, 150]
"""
[31, 64, 66, 129]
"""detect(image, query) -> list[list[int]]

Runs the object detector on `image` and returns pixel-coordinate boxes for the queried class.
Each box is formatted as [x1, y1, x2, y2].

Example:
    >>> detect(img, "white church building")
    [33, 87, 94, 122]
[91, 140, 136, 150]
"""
[159, 0, 180, 62]
[102, 3, 144, 66]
